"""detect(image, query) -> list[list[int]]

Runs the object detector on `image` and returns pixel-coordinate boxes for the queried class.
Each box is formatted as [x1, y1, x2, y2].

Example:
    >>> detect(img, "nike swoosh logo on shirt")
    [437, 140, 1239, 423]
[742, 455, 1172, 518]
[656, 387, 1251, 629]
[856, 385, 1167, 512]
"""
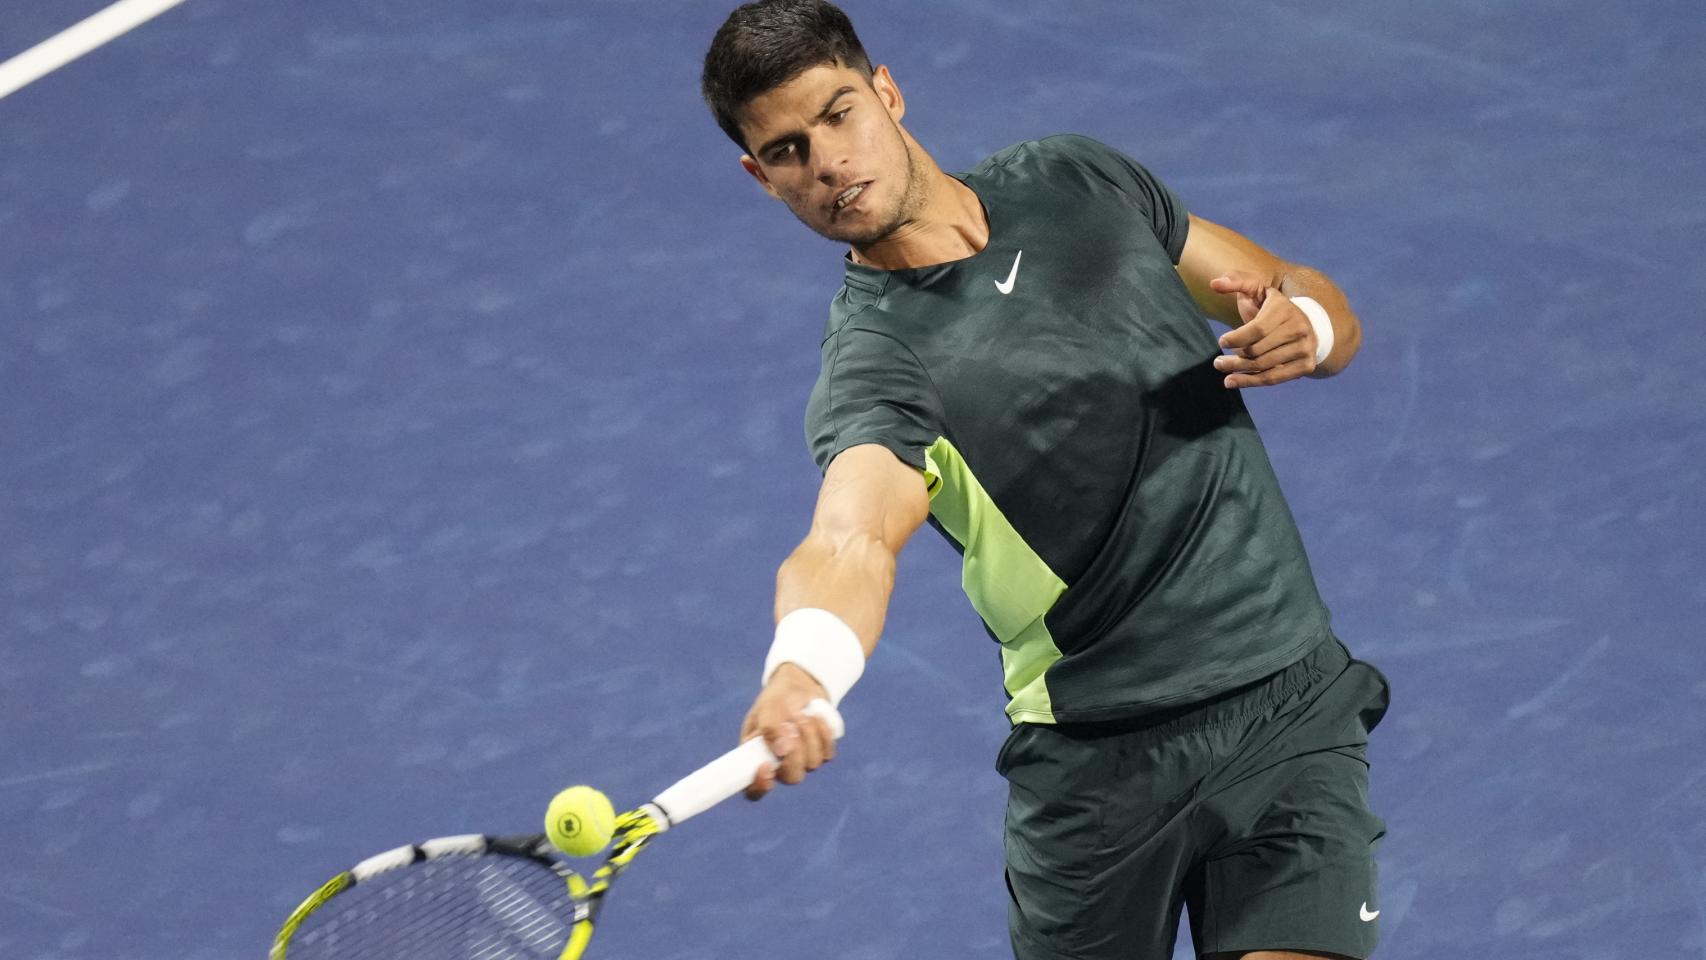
[994, 250, 1023, 295]
[1360, 903, 1380, 922]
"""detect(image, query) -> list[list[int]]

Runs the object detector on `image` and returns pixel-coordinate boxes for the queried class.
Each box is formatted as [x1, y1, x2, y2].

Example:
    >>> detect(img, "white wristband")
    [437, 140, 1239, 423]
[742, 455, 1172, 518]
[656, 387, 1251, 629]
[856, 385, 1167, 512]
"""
[1291, 296, 1334, 365]
[762, 608, 865, 708]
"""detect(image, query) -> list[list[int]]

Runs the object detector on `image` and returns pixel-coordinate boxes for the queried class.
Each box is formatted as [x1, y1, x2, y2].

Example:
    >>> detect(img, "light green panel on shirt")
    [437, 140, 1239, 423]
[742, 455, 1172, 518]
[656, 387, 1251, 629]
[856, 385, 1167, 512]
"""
[922, 437, 1066, 724]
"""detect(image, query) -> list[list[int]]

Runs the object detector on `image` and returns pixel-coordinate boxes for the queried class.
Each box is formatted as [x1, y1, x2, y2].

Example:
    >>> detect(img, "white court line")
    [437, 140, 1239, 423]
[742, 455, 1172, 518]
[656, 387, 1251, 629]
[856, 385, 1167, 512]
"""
[0, 0, 190, 101]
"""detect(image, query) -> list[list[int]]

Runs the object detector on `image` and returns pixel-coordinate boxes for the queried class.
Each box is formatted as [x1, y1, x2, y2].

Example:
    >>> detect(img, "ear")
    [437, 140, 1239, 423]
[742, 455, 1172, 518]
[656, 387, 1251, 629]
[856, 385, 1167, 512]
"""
[739, 154, 781, 200]
[871, 64, 906, 124]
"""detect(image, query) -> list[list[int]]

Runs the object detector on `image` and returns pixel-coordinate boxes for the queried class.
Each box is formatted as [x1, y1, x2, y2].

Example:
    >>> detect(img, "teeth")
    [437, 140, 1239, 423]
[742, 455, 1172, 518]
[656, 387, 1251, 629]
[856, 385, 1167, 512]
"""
[834, 183, 864, 210]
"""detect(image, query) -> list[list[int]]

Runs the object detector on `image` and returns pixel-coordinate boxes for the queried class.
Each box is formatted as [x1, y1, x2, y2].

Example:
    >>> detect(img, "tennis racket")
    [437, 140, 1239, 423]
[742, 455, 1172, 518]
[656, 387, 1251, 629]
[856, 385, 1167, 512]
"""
[269, 699, 845, 959]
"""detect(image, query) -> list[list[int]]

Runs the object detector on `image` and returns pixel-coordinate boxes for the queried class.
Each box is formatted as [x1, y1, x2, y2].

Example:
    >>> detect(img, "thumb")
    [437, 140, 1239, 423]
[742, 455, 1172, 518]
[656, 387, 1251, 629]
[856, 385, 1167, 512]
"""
[1210, 271, 1267, 300]
[1208, 271, 1245, 291]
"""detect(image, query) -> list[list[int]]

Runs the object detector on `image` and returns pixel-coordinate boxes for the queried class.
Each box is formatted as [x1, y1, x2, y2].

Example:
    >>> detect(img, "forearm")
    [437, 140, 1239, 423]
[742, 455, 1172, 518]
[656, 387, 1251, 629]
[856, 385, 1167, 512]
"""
[741, 446, 926, 794]
[1277, 263, 1362, 377]
[745, 531, 885, 798]
[773, 530, 895, 658]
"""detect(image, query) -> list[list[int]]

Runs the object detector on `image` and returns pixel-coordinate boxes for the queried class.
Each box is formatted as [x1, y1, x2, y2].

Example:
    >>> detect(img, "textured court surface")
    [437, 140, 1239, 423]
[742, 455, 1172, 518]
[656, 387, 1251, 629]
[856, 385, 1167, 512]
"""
[3, 3, 1703, 958]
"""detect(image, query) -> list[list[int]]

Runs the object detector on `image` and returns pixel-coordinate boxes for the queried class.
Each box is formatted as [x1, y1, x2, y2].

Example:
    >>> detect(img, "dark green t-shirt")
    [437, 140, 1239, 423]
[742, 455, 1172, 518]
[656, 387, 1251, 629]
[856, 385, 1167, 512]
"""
[805, 134, 1331, 724]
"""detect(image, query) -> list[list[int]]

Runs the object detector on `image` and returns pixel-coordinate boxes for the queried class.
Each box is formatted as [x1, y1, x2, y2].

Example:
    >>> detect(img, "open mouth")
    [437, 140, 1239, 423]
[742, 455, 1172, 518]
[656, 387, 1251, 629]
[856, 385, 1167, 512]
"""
[832, 182, 869, 212]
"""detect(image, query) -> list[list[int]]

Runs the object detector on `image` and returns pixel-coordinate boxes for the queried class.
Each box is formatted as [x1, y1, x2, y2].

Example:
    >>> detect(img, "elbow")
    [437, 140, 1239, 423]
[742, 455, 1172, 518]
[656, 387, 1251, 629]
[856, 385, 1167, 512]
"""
[824, 527, 897, 577]
[781, 526, 897, 582]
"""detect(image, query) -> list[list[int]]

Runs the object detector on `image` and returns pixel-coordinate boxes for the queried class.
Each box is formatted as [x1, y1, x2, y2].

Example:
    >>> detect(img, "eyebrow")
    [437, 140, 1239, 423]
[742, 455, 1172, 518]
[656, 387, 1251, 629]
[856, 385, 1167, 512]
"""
[753, 85, 857, 159]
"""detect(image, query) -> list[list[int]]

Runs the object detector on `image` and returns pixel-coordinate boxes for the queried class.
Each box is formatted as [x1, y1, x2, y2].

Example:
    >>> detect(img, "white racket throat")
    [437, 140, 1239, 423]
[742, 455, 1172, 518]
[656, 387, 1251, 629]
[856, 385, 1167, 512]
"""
[637, 802, 671, 832]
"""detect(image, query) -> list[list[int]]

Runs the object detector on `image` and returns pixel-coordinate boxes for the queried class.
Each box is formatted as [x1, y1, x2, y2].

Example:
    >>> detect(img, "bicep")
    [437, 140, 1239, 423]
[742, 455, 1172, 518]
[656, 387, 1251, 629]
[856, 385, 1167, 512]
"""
[811, 443, 931, 555]
[1174, 214, 1289, 327]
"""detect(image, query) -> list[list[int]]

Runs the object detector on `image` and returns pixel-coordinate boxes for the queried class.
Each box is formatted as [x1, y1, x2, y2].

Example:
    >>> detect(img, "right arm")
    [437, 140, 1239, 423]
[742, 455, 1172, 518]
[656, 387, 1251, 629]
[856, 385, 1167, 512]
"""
[741, 442, 931, 799]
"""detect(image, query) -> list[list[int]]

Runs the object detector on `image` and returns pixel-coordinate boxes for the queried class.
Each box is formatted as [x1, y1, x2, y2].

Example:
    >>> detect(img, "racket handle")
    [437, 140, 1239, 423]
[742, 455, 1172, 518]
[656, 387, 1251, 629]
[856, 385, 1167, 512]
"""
[647, 699, 844, 829]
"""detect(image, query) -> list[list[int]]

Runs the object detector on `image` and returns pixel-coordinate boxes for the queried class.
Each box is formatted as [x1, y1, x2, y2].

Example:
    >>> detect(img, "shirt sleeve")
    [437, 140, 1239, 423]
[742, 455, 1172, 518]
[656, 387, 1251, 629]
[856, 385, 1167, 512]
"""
[805, 326, 945, 475]
[1042, 134, 1190, 264]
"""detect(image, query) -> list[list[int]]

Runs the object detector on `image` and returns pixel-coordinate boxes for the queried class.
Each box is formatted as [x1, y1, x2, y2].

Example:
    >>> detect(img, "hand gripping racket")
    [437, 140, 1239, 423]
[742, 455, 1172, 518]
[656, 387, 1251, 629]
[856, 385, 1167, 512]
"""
[269, 700, 844, 959]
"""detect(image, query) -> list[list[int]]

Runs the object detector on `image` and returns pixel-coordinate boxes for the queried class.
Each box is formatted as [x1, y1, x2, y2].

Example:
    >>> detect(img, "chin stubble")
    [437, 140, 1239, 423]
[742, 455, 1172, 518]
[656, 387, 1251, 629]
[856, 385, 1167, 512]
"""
[839, 131, 930, 247]
[794, 119, 930, 248]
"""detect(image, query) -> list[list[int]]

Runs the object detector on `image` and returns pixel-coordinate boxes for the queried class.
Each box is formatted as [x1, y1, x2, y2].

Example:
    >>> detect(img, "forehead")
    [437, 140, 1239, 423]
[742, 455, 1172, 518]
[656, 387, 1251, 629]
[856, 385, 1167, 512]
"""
[740, 63, 870, 139]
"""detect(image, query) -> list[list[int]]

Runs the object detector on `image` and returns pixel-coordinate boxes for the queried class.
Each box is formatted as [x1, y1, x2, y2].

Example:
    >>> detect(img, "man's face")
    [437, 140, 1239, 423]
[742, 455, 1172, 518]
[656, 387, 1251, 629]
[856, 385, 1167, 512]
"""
[738, 63, 927, 246]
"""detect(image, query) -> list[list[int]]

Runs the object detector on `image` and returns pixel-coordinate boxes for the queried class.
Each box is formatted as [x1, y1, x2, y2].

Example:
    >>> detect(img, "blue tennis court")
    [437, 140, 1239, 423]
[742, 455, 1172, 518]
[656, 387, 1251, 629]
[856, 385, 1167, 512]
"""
[2, 2, 1702, 957]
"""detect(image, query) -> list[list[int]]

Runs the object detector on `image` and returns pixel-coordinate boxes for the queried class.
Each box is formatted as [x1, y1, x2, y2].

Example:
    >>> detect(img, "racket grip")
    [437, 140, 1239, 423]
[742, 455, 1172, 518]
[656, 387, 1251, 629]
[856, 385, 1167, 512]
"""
[648, 699, 844, 828]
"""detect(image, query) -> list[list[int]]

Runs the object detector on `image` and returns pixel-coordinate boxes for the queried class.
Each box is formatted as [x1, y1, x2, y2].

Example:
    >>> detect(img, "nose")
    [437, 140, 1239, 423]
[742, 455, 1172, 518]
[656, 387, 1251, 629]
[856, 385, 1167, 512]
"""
[811, 133, 851, 186]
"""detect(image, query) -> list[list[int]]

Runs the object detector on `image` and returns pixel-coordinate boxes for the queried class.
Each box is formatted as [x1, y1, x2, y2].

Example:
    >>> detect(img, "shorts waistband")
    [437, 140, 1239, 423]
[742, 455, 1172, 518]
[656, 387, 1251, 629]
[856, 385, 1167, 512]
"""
[1048, 637, 1347, 742]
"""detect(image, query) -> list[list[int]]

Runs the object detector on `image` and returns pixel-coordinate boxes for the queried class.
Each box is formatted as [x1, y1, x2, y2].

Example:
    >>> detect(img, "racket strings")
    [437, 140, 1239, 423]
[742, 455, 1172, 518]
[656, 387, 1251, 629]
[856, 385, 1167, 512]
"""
[282, 854, 578, 960]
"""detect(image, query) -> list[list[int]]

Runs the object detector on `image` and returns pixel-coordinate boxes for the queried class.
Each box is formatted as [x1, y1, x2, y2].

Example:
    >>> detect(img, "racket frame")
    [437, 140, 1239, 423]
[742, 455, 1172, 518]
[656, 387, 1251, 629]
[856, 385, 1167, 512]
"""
[270, 699, 843, 959]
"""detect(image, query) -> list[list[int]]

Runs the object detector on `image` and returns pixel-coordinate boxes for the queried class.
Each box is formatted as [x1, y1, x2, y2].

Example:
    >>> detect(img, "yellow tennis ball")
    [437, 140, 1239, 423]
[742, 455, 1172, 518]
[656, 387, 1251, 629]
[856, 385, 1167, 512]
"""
[544, 785, 615, 857]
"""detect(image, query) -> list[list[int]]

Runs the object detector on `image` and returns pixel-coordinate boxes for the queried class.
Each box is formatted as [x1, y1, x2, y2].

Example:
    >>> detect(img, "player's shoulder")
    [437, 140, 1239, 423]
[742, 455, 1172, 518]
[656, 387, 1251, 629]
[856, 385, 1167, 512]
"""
[827, 270, 887, 336]
[825, 258, 939, 347]
[821, 305, 917, 360]
[963, 135, 1154, 202]
[818, 290, 932, 384]
[974, 133, 1128, 173]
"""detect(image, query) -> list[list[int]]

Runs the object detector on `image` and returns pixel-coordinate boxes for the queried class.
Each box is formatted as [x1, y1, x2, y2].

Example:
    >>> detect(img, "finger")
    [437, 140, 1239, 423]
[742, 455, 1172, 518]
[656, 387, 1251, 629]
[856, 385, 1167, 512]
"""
[1239, 324, 1309, 362]
[792, 716, 824, 773]
[1213, 352, 1263, 374]
[1209, 277, 1266, 328]
[1207, 322, 1310, 383]
[810, 714, 837, 764]
[793, 713, 831, 771]
[1216, 336, 1312, 376]
[1214, 344, 1303, 376]
[1219, 297, 1304, 355]
[1222, 356, 1315, 389]
[773, 721, 810, 785]
[1208, 272, 1268, 299]
[745, 760, 777, 801]
[759, 716, 799, 780]
[1216, 309, 1272, 350]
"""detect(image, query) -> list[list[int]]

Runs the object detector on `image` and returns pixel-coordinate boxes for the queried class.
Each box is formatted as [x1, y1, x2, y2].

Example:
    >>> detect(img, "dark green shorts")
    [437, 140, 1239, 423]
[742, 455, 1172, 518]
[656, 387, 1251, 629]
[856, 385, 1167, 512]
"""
[998, 638, 1390, 960]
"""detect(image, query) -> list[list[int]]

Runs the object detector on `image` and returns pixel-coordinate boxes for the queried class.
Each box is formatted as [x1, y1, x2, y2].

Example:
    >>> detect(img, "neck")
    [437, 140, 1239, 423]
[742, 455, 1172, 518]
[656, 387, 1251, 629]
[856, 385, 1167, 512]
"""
[849, 143, 990, 271]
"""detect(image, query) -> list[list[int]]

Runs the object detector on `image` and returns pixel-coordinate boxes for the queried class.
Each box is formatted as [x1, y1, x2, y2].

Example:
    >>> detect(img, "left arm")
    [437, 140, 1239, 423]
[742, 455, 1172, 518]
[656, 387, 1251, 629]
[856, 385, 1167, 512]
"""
[1174, 213, 1363, 387]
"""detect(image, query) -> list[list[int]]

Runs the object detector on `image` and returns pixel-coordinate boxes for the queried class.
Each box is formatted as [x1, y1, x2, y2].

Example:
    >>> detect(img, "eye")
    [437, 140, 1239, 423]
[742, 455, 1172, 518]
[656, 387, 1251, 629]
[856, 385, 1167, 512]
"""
[768, 143, 795, 163]
[829, 107, 851, 124]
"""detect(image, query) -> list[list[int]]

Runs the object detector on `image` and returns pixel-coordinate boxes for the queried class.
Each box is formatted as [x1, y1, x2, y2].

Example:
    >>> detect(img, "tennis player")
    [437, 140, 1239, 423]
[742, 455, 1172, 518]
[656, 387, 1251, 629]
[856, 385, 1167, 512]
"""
[702, 3, 1391, 958]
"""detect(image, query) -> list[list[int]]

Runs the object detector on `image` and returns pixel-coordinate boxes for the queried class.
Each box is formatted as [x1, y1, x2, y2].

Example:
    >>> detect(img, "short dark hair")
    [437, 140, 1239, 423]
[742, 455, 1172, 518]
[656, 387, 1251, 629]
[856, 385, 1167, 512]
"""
[702, 0, 874, 152]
